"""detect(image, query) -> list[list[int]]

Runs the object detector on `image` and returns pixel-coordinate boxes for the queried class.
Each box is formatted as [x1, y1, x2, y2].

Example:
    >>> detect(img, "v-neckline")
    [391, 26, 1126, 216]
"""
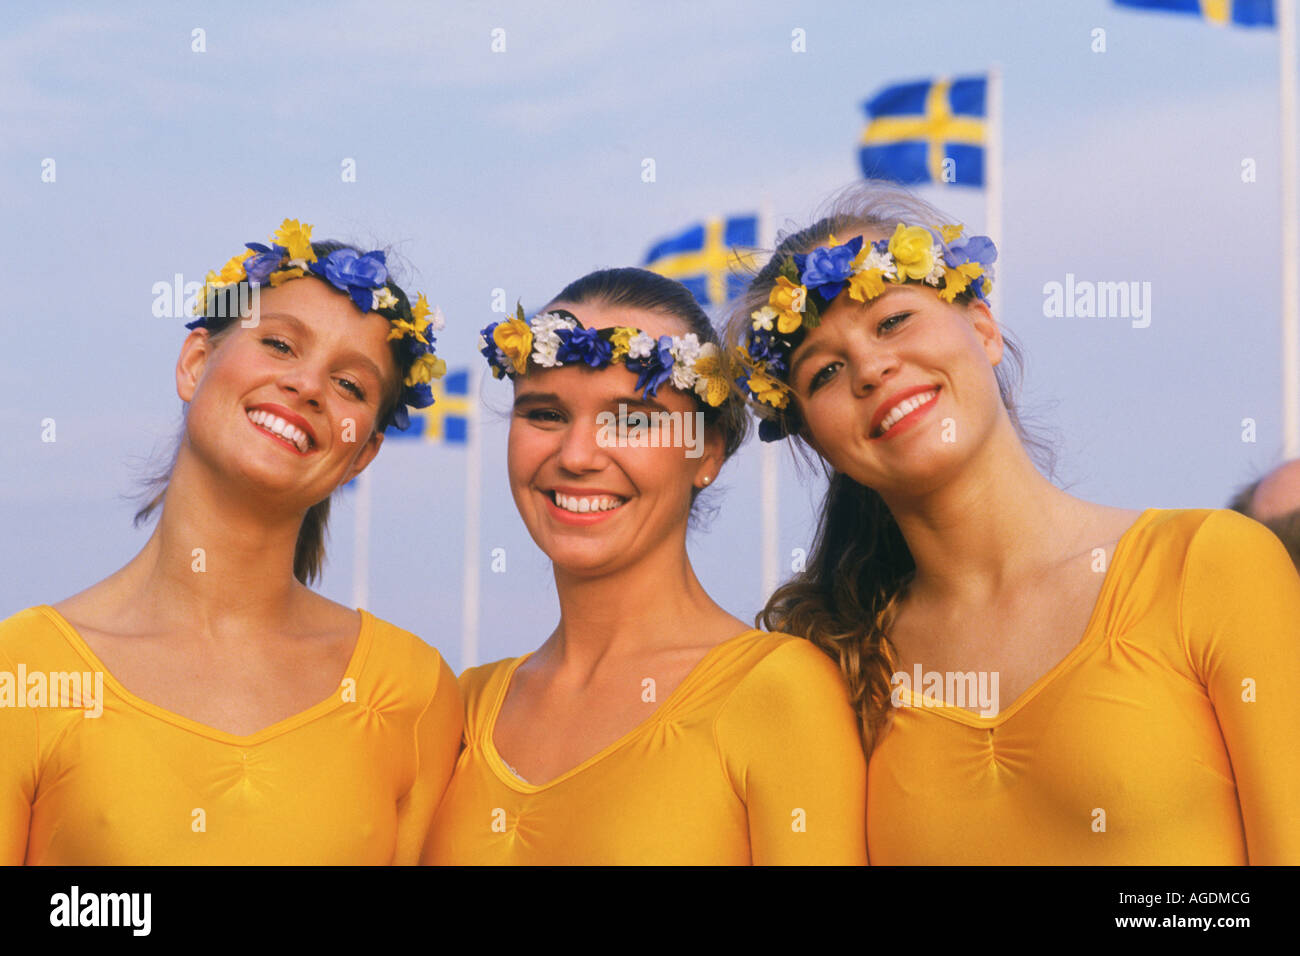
[892, 507, 1157, 728]
[484, 628, 762, 792]
[36, 604, 373, 746]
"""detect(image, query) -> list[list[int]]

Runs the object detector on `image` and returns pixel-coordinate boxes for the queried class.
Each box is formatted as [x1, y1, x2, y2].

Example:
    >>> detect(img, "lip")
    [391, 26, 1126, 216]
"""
[248, 403, 319, 450]
[246, 403, 319, 455]
[541, 487, 628, 526]
[869, 385, 941, 440]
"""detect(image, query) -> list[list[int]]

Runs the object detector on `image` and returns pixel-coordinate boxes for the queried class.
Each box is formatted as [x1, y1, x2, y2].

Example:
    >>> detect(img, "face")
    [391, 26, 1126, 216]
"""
[175, 277, 398, 505]
[506, 301, 724, 577]
[786, 232, 1005, 496]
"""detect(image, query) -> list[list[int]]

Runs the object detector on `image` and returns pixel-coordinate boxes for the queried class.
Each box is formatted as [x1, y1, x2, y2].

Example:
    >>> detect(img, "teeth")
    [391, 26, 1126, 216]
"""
[552, 492, 626, 514]
[877, 389, 938, 435]
[247, 409, 312, 453]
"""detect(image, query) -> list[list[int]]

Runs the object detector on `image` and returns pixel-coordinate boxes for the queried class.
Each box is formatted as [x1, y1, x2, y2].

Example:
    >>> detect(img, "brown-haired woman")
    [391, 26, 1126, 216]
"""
[725, 182, 1300, 864]
[424, 267, 866, 865]
[0, 223, 462, 864]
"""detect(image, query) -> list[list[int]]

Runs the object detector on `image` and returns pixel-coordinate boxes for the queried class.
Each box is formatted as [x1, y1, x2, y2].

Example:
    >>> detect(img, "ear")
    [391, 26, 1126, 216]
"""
[965, 299, 1004, 368]
[694, 419, 727, 486]
[176, 328, 214, 403]
[341, 428, 385, 486]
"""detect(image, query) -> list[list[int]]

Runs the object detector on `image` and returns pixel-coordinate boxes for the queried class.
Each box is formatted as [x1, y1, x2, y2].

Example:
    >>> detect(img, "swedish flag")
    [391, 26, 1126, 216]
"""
[859, 76, 987, 187]
[1114, 0, 1274, 27]
[643, 215, 760, 308]
[389, 368, 471, 444]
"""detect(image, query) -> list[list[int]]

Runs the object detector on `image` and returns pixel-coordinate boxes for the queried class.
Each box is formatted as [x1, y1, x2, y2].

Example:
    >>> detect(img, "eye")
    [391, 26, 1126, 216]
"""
[878, 311, 912, 334]
[338, 378, 365, 400]
[808, 362, 842, 393]
[522, 407, 565, 424]
[262, 336, 292, 354]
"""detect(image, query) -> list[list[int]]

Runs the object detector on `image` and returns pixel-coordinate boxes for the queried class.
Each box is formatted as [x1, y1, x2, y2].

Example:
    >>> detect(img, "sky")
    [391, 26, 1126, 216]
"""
[2, 0, 1295, 671]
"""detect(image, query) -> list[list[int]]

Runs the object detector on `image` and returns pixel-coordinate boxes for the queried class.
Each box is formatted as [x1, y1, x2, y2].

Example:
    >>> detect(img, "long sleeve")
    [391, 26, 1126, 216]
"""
[0, 645, 38, 865]
[714, 639, 868, 865]
[392, 653, 464, 865]
[1180, 509, 1300, 864]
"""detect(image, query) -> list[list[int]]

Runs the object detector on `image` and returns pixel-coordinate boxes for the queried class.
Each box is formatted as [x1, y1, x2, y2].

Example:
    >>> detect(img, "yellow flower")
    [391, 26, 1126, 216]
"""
[273, 219, 316, 264]
[373, 286, 399, 310]
[609, 326, 636, 362]
[769, 276, 805, 334]
[938, 223, 964, 244]
[405, 352, 447, 387]
[847, 268, 888, 303]
[747, 366, 790, 409]
[887, 223, 936, 282]
[207, 249, 253, 288]
[493, 317, 533, 375]
[938, 262, 984, 303]
[691, 343, 732, 407]
[268, 267, 305, 287]
[410, 292, 431, 325]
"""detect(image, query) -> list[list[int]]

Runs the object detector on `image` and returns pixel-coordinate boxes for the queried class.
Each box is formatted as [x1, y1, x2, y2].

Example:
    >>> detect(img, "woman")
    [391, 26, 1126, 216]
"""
[725, 182, 1300, 865]
[0, 219, 463, 865]
[424, 268, 866, 865]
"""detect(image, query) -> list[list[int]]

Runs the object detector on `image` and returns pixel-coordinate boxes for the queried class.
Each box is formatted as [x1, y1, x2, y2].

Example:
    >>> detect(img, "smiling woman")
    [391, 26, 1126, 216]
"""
[723, 181, 1300, 865]
[423, 267, 867, 865]
[0, 220, 463, 865]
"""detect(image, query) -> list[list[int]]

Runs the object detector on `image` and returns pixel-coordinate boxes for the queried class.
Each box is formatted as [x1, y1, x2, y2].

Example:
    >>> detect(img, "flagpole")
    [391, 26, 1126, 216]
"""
[351, 467, 371, 610]
[985, 62, 1003, 319]
[758, 194, 780, 600]
[1280, 0, 1299, 457]
[460, 366, 483, 670]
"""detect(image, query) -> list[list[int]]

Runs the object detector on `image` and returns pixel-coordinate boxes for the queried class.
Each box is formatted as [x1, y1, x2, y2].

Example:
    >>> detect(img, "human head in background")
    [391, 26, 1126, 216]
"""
[480, 266, 747, 583]
[136, 219, 447, 584]
[1228, 458, 1300, 570]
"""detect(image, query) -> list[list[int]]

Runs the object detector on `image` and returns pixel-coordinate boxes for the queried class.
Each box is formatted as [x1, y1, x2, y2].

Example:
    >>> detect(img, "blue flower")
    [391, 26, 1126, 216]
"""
[243, 242, 288, 285]
[944, 234, 997, 271]
[793, 236, 864, 300]
[626, 335, 675, 399]
[556, 326, 613, 367]
[746, 328, 788, 375]
[309, 249, 389, 312]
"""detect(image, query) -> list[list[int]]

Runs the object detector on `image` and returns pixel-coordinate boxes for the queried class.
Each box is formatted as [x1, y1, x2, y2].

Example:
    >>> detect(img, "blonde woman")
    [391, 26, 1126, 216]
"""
[0, 221, 462, 864]
[725, 183, 1300, 864]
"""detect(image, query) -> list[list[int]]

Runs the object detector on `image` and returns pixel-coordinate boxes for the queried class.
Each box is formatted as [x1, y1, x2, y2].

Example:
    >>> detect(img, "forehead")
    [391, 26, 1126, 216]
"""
[548, 299, 689, 340]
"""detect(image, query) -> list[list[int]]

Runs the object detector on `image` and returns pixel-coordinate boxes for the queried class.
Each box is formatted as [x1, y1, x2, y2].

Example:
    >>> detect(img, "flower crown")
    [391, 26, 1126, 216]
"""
[479, 304, 733, 407]
[184, 218, 447, 431]
[738, 222, 997, 441]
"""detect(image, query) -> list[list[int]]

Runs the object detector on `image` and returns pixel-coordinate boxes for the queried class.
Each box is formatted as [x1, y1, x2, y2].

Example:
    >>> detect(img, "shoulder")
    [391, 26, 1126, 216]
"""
[357, 609, 457, 698]
[1126, 507, 1291, 573]
[0, 606, 82, 668]
[717, 631, 849, 708]
[456, 657, 520, 709]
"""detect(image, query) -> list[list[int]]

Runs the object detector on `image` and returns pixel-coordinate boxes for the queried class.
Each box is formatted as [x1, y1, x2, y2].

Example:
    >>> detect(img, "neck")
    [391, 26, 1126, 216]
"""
[880, 415, 1083, 604]
[543, 524, 728, 670]
[111, 444, 314, 634]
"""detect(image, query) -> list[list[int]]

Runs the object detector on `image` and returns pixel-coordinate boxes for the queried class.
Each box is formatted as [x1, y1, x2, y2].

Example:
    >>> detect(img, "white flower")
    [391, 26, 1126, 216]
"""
[627, 331, 656, 359]
[428, 306, 446, 331]
[751, 306, 777, 331]
[860, 246, 897, 278]
[373, 287, 399, 310]
[922, 243, 946, 286]
[532, 334, 561, 368]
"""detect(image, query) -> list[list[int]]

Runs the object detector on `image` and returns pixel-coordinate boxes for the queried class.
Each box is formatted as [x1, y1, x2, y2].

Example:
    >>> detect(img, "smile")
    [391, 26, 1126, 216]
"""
[873, 388, 939, 439]
[549, 491, 626, 514]
[247, 409, 314, 454]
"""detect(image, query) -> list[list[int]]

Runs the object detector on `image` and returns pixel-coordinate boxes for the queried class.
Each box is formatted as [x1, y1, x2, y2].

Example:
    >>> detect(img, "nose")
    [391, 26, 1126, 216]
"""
[848, 340, 899, 397]
[556, 416, 612, 475]
[278, 363, 325, 410]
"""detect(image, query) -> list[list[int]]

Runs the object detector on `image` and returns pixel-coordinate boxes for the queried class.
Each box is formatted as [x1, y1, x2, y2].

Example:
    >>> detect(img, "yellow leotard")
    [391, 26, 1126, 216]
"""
[867, 508, 1300, 864]
[0, 606, 463, 865]
[423, 630, 867, 865]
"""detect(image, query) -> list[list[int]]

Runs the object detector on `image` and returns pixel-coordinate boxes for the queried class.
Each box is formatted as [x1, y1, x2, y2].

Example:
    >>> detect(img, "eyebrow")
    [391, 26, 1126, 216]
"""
[513, 390, 671, 413]
[787, 286, 915, 385]
[259, 313, 385, 383]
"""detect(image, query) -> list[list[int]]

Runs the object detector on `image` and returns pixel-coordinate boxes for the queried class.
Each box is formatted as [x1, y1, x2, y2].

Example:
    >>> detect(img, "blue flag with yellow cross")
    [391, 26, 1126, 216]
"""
[859, 75, 987, 187]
